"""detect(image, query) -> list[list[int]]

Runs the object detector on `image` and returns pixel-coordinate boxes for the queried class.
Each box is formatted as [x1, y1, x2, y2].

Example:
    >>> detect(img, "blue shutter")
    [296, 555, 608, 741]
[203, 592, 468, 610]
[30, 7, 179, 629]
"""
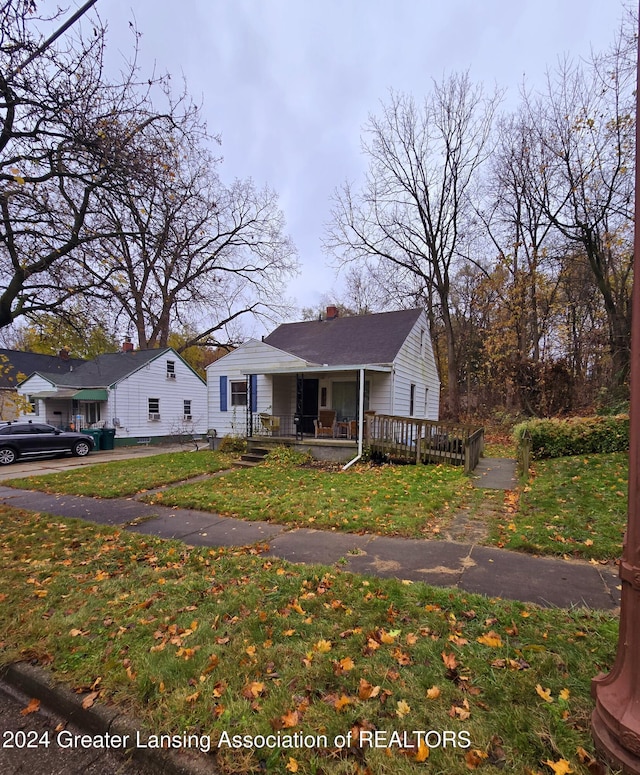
[219, 376, 228, 412]
[250, 374, 258, 412]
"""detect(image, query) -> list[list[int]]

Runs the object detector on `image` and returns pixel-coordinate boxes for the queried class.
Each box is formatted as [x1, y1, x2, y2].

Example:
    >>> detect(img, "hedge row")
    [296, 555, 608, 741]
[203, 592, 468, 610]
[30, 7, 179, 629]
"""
[513, 415, 629, 459]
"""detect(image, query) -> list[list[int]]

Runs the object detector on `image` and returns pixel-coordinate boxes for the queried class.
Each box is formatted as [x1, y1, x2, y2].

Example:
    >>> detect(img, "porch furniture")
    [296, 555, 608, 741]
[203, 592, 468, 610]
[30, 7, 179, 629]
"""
[314, 410, 336, 438]
[259, 413, 281, 436]
[335, 421, 350, 439]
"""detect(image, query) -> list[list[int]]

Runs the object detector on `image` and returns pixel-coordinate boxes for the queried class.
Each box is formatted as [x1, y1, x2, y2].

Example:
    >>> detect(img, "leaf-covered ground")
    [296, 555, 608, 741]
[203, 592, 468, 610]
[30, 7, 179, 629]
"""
[0, 504, 618, 774]
[488, 453, 627, 561]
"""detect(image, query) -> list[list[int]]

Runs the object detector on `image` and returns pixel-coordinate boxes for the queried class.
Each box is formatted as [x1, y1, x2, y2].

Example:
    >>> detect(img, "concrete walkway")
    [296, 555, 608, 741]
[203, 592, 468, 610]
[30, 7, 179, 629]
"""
[0, 455, 620, 610]
[472, 456, 519, 489]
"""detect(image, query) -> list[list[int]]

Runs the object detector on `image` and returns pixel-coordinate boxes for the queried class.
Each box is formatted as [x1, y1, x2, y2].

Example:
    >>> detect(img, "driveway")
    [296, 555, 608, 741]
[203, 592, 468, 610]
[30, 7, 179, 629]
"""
[0, 443, 190, 482]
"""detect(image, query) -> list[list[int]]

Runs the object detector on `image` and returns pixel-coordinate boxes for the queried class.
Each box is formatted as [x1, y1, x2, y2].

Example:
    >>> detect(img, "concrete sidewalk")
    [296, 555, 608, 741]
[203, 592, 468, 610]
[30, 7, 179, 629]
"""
[0, 463, 620, 610]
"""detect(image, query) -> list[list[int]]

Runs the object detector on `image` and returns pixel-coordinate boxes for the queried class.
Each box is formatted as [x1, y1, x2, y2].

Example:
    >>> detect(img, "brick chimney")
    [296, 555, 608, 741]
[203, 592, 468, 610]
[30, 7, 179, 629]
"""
[58, 347, 70, 361]
[326, 305, 339, 320]
[122, 337, 134, 352]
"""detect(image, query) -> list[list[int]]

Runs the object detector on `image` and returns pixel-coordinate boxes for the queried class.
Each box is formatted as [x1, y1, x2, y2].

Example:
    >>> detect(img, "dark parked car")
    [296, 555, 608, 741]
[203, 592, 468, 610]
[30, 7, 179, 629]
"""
[0, 422, 95, 465]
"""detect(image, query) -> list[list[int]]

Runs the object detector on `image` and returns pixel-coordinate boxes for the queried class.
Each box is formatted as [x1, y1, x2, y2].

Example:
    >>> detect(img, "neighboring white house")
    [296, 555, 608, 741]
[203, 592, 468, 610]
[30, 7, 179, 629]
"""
[17, 345, 207, 445]
[0, 348, 85, 421]
[206, 307, 440, 439]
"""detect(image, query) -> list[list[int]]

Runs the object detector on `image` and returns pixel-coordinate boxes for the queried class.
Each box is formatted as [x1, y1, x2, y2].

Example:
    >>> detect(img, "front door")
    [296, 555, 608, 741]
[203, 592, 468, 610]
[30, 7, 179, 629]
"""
[302, 379, 319, 434]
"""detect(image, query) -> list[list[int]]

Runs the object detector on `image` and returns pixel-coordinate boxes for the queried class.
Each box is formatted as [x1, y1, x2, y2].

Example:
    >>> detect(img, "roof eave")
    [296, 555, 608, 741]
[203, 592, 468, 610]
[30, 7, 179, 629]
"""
[243, 363, 393, 376]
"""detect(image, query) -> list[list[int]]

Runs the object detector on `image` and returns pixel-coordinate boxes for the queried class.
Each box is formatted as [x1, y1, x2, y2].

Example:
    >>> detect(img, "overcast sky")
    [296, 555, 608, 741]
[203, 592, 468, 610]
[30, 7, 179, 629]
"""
[91, 0, 627, 327]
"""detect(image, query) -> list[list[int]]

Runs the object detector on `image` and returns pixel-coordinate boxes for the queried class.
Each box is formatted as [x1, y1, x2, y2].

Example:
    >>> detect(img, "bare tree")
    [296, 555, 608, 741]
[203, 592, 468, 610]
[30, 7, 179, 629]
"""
[523, 16, 635, 394]
[0, 2, 178, 328]
[80, 114, 298, 351]
[478, 110, 561, 364]
[326, 74, 501, 418]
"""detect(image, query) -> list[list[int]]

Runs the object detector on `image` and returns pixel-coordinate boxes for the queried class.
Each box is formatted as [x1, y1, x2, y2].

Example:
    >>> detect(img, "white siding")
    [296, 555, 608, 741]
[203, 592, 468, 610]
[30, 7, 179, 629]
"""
[390, 311, 440, 420]
[368, 372, 392, 414]
[207, 340, 307, 437]
[108, 353, 207, 440]
[17, 374, 56, 423]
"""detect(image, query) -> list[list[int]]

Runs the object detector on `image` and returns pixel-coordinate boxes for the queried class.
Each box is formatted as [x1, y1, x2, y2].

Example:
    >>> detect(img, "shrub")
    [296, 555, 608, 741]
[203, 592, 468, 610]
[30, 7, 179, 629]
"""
[513, 415, 629, 459]
[218, 435, 247, 454]
[265, 446, 312, 466]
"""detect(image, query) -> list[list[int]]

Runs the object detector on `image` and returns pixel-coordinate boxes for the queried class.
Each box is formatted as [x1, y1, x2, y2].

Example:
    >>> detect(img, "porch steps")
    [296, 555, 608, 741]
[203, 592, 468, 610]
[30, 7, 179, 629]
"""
[234, 447, 269, 468]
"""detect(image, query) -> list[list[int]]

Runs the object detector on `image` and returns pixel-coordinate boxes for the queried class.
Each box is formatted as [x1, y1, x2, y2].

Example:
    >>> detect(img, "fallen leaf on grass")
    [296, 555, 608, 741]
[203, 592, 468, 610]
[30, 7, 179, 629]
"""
[396, 699, 411, 718]
[426, 686, 441, 699]
[536, 684, 553, 703]
[449, 699, 471, 720]
[392, 647, 412, 665]
[415, 740, 430, 761]
[576, 747, 606, 774]
[69, 628, 89, 637]
[334, 694, 352, 712]
[279, 709, 300, 728]
[442, 651, 458, 670]
[333, 656, 355, 674]
[465, 748, 488, 769]
[242, 681, 266, 700]
[491, 657, 530, 671]
[477, 631, 503, 648]
[358, 679, 381, 700]
[544, 759, 573, 775]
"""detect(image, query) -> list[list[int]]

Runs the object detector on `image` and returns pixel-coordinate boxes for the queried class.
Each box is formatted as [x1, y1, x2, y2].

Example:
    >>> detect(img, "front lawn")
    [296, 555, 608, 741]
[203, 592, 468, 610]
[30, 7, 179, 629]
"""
[0, 504, 617, 775]
[6, 450, 235, 498]
[144, 459, 472, 538]
[490, 453, 627, 561]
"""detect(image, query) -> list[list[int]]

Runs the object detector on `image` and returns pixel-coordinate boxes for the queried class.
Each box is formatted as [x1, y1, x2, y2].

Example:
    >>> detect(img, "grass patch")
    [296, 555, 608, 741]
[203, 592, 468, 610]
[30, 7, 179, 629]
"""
[490, 453, 627, 561]
[6, 450, 235, 498]
[483, 432, 517, 459]
[0, 504, 617, 775]
[144, 460, 472, 538]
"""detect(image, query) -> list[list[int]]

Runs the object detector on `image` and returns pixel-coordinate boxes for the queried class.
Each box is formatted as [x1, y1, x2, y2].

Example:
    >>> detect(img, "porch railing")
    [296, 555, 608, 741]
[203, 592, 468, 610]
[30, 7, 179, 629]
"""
[366, 414, 484, 473]
[251, 414, 357, 439]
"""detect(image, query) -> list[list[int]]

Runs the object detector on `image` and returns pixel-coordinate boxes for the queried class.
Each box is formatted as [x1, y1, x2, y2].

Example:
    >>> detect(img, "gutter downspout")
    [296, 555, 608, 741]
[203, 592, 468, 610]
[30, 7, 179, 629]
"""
[343, 368, 365, 470]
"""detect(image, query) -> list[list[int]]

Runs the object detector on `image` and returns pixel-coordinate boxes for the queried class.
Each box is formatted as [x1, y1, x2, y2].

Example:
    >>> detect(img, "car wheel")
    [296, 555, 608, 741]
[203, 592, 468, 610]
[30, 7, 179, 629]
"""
[72, 440, 91, 457]
[0, 447, 17, 465]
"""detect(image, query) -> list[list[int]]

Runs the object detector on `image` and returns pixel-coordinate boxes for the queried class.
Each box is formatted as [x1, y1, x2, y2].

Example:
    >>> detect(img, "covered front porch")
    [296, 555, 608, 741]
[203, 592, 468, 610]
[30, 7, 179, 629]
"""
[25, 388, 108, 431]
[246, 364, 388, 436]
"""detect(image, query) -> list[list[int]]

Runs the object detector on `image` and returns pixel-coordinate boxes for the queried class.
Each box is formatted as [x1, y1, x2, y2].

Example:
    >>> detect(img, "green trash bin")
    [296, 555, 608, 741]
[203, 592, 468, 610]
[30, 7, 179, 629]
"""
[81, 429, 102, 449]
[100, 428, 116, 451]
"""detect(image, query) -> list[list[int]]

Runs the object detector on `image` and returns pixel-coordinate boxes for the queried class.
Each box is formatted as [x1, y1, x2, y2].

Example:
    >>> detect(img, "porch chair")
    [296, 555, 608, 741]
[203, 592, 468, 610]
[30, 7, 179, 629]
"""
[314, 409, 336, 438]
[259, 413, 281, 436]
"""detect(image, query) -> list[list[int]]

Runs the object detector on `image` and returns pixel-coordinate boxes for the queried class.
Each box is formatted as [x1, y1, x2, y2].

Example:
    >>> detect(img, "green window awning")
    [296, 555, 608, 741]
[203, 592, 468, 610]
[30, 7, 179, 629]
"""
[73, 389, 108, 401]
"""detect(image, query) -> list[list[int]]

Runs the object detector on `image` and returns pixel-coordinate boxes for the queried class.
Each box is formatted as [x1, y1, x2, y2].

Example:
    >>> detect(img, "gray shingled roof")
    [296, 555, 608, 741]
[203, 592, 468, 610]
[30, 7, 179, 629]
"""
[35, 349, 173, 388]
[0, 349, 85, 389]
[263, 308, 423, 366]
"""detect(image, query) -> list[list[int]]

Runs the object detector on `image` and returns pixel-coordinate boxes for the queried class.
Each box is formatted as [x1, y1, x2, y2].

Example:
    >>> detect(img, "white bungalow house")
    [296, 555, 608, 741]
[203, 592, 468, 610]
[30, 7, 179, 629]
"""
[206, 307, 440, 457]
[17, 344, 207, 445]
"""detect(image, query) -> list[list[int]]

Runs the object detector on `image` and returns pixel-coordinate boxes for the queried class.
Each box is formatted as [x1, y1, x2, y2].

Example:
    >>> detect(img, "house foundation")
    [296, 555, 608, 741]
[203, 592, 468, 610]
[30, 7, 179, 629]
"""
[247, 436, 358, 463]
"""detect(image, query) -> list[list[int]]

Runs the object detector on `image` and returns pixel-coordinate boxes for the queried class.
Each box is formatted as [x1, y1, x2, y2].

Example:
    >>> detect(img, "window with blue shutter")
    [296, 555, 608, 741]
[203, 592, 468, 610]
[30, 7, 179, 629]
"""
[219, 376, 228, 412]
